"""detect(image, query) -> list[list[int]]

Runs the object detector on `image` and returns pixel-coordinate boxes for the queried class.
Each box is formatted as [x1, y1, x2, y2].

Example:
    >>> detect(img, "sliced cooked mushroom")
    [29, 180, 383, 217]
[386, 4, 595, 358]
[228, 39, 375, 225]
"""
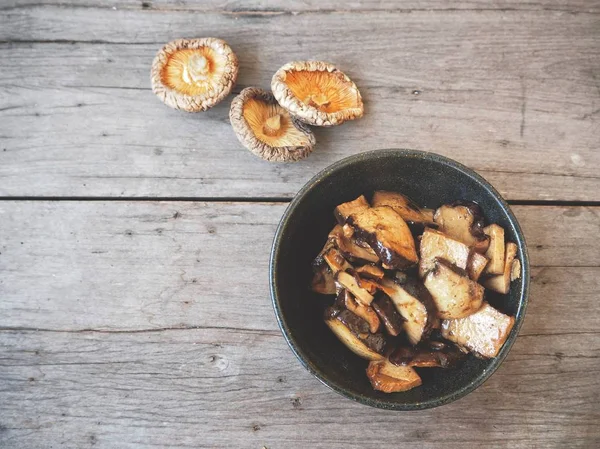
[312, 239, 335, 270]
[151, 38, 238, 112]
[355, 264, 385, 280]
[366, 359, 422, 393]
[482, 242, 518, 294]
[230, 87, 316, 162]
[310, 265, 336, 295]
[378, 278, 429, 345]
[271, 61, 364, 126]
[347, 207, 418, 270]
[334, 195, 370, 224]
[511, 258, 522, 281]
[371, 191, 435, 225]
[325, 307, 385, 360]
[423, 259, 484, 319]
[339, 289, 380, 333]
[335, 271, 374, 305]
[323, 247, 353, 275]
[433, 202, 490, 253]
[342, 223, 354, 238]
[467, 251, 489, 282]
[483, 224, 506, 274]
[371, 294, 404, 336]
[328, 225, 379, 263]
[441, 302, 515, 358]
[418, 227, 471, 278]
[389, 343, 466, 368]
[396, 276, 440, 334]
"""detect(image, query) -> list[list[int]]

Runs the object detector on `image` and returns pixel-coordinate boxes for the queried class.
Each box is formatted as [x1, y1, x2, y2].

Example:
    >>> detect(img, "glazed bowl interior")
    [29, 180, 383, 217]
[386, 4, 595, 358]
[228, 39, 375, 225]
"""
[270, 149, 529, 410]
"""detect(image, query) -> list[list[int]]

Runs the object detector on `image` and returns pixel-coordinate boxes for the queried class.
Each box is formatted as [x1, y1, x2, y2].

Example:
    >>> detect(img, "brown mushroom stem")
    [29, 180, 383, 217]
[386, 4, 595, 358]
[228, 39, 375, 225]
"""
[181, 54, 211, 85]
[263, 114, 283, 136]
[307, 93, 330, 109]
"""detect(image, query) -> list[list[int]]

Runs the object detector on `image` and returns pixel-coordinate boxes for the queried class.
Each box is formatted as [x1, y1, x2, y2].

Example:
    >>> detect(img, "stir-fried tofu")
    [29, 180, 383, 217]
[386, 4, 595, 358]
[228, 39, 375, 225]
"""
[424, 259, 484, 319]
[441, 302, 515, 358]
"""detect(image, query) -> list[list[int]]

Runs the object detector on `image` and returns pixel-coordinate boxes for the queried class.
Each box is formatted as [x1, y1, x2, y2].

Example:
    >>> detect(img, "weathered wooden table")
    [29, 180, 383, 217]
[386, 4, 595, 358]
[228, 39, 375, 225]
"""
[1, 1, 599, 448]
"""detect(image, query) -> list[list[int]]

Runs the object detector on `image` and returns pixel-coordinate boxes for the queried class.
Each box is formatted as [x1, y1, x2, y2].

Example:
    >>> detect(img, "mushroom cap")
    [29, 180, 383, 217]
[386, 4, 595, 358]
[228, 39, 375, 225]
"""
[151, 38, 238, 112]
[229, 87, 316, 162]
[271, 61, 364, 126]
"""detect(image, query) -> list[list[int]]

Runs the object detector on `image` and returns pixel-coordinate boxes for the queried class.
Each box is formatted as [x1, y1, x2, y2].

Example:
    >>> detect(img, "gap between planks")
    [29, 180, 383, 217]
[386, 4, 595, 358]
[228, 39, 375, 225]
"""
[0, 197, 599, 207]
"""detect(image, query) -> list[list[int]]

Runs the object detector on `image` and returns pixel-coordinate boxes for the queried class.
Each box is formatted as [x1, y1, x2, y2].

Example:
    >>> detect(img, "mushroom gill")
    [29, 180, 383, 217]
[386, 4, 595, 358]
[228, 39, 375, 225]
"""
[230, 87, 315, 162]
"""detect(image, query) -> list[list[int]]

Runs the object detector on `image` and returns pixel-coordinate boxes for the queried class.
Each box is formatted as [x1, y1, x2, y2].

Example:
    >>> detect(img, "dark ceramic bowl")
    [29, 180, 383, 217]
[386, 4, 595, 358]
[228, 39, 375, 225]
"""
[270, 149, 529, 410]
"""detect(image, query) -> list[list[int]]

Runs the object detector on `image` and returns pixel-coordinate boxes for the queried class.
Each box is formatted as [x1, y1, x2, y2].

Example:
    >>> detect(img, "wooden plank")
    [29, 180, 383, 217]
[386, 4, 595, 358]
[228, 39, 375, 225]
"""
[0, 327, 598, 449]
[0, 202, 598, 447]
[0, 202, 598, 332]
[2, 0, 598, 13]
[1, 9, 598, 200]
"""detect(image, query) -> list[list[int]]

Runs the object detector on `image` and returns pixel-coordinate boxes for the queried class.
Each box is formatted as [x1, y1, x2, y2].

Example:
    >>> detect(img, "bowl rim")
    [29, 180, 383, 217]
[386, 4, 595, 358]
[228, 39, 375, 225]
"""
[269, 148, 530, 410]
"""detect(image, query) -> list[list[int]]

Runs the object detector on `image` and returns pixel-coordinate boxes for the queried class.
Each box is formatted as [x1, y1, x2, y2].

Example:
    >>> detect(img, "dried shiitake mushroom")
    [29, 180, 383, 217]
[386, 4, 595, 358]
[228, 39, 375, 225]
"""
[230, 87, 316, 162]
[271, 61, 364, 126]
[151, 38, 238, 112]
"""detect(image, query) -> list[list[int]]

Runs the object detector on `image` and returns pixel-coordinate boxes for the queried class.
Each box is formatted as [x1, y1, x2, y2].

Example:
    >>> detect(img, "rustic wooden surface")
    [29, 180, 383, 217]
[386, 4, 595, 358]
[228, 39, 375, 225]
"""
[0, 1, 599, 448]
[1, 2, 599, 199]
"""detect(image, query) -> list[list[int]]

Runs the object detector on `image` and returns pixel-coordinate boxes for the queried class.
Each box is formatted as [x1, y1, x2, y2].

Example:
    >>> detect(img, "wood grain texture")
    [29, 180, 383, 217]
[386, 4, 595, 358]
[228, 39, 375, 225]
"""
[0, 202, 598, 448]
[0, 202, 598, 331]
[1, 7, 598, 199]
[0, 328, 598, 449]
[2, 0, 599, 12]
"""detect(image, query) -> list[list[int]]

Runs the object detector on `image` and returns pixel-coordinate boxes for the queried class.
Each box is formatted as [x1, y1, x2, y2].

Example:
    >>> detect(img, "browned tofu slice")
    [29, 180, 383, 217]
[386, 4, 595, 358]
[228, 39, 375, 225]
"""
[366, 359, 422, 393]
[483, 242, 518, 294]
[434, 202, 490, 253]
[441, 302, 515, 358]
[483, 224, 505, 274]
[334, 195, 370, 224]
[424, 259, 484, 319]
[347, 206, 418, 270]
[467, 251, 489, 282]
[418, 227, 471, 278]
[371, 191, 435, 225]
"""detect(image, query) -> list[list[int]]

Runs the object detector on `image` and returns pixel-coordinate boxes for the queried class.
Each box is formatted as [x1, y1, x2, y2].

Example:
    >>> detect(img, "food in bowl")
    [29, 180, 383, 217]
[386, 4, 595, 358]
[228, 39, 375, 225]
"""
[311, 191, 521, 393]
